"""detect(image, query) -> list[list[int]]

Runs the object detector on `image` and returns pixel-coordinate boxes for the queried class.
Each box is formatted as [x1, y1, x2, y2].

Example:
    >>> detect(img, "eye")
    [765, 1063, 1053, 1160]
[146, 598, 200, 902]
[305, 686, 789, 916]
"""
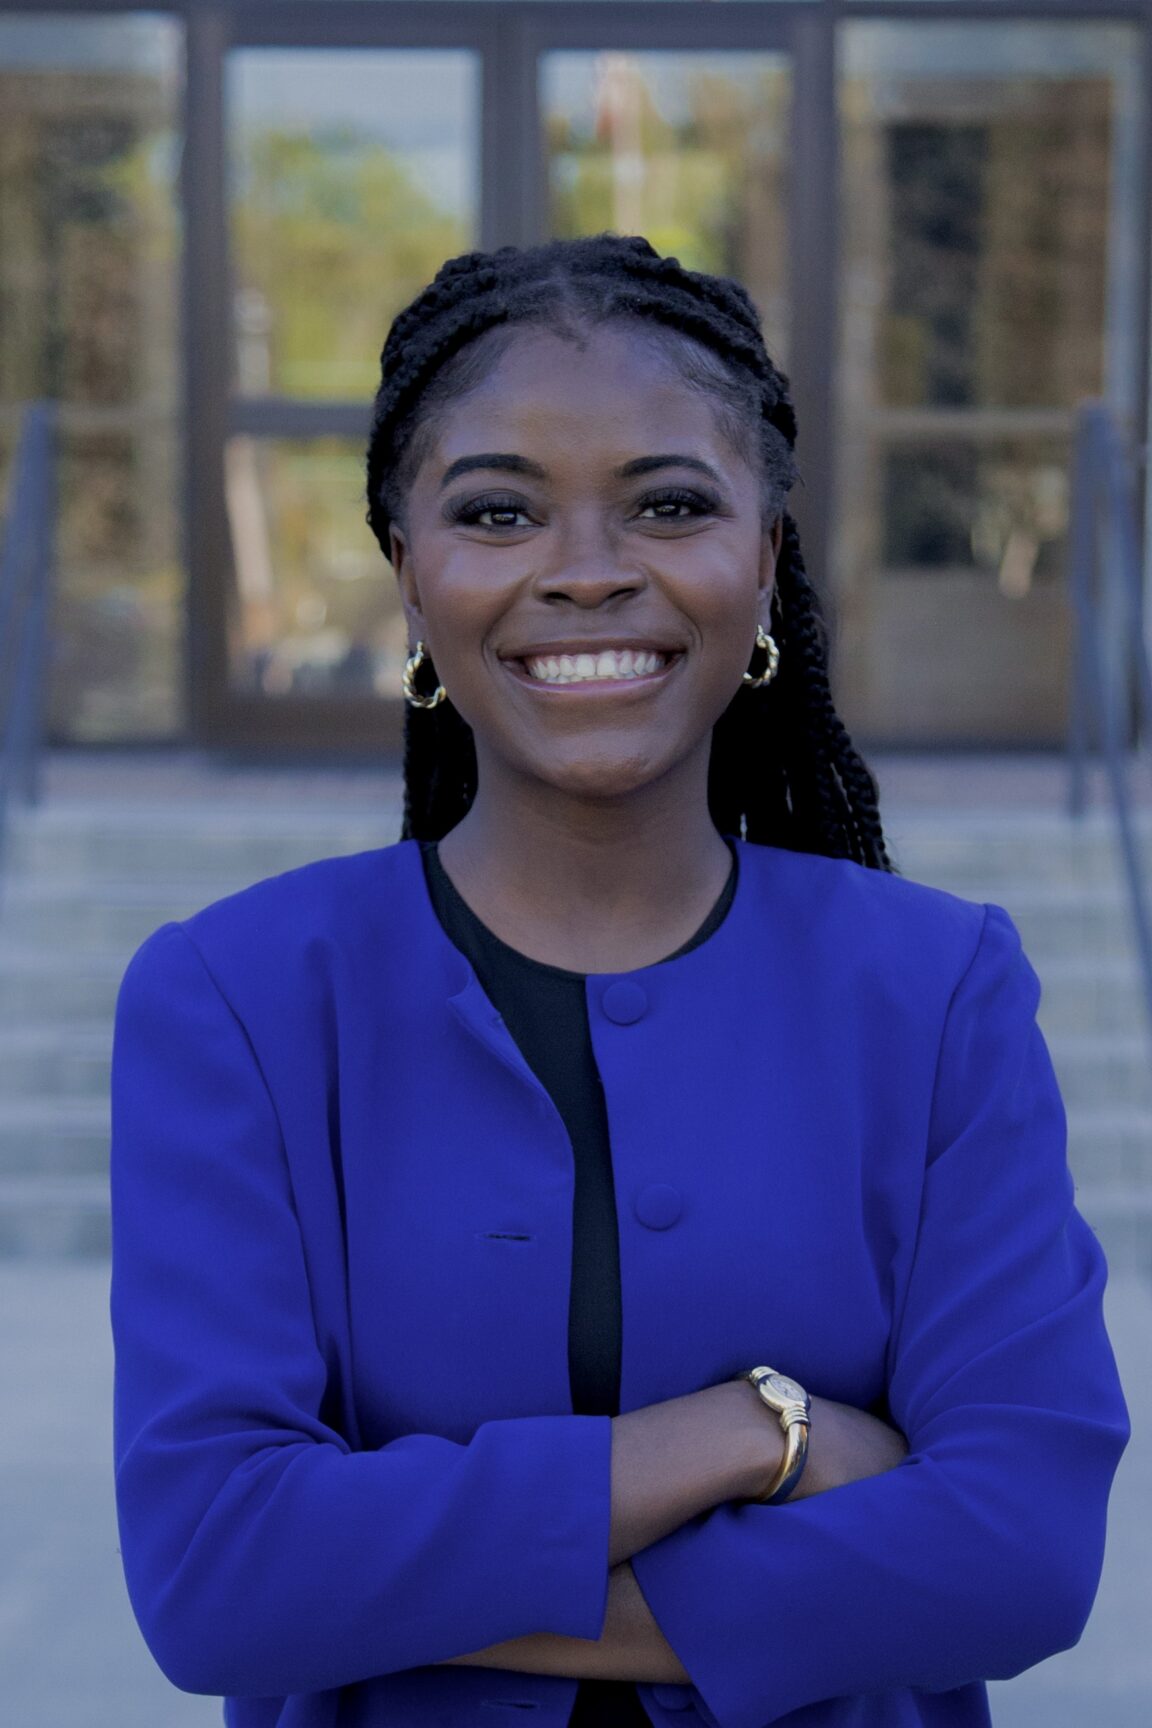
[447, 492, 534, 530]
[636, 487, 720, 521]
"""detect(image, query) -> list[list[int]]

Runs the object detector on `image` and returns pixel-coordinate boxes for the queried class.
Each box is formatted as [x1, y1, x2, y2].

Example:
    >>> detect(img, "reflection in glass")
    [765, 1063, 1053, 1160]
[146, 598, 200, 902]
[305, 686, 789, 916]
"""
[225, 438, 403, 700]
[228, 51, 479, 400]
[835, 23, 1141, 744]
[0, 14, 184, 739]
[881, 439, 1068, 597]
[543, 52, 790, 362]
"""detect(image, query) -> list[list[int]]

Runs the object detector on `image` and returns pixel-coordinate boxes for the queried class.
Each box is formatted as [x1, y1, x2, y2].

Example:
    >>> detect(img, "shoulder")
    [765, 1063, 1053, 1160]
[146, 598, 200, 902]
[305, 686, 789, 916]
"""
[740, 837, 986, 940]
[190, 838, 411, 926]
[119, 839, 421, 1006]
[737, 839, 994, 1000]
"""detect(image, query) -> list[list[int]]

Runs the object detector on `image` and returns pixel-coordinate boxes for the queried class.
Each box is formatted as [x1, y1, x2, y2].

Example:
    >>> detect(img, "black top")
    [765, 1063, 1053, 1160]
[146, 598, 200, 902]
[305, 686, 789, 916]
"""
[418, 836, 739, 1726]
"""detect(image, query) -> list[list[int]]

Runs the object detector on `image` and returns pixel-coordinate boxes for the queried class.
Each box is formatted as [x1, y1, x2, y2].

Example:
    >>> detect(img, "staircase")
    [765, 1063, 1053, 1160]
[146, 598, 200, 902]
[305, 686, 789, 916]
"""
[885, 807, 1152, 1278]
[0, 789, 402, 1256]
[0, 758, 1149, 1270]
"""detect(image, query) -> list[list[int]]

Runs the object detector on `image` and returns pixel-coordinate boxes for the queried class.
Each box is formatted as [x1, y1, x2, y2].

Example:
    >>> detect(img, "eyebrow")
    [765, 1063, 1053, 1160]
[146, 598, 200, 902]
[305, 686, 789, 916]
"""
[438, 452, 725, 489]
[617, 455, 724, 484]
[439, 454, 546, 488]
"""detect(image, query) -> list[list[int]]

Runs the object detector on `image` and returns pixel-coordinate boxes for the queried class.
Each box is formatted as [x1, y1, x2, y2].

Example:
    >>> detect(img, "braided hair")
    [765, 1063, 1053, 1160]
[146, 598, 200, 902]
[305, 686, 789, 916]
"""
[365, 233, 895, 872]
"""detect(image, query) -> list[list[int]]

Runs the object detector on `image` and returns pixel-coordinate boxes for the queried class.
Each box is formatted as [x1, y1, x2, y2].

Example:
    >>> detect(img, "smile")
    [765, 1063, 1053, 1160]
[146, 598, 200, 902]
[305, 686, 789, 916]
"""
[503, 649, 683, 692]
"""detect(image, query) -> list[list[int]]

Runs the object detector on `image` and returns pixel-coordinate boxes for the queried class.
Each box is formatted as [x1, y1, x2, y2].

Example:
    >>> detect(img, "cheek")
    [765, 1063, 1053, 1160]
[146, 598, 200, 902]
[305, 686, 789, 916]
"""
[676, 559, 759, 652]
[422, 559, 514, 648]
[417, 573, 527, 736]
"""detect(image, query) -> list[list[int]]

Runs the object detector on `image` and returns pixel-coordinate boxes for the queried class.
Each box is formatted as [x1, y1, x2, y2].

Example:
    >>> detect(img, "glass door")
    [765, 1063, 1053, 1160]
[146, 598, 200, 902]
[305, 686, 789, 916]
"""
[202, 19, 488, 751]
[835, 19, 1144, 746]
[0, 13, 184, 743]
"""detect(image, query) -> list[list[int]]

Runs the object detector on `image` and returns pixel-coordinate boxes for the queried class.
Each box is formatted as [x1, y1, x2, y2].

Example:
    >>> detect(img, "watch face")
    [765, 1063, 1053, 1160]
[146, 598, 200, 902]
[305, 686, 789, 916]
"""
[766, 1373, 807, 1405]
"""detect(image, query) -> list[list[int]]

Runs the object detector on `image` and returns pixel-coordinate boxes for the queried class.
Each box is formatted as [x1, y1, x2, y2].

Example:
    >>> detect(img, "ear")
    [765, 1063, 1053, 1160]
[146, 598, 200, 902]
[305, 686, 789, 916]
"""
[389, 523, 427, 638]
[759, 513, 784, 611]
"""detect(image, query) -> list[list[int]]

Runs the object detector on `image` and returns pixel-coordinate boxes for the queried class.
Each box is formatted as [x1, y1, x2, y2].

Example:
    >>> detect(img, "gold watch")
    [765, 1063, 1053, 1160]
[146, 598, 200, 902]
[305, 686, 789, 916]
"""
[742, 1366, 811, 1504]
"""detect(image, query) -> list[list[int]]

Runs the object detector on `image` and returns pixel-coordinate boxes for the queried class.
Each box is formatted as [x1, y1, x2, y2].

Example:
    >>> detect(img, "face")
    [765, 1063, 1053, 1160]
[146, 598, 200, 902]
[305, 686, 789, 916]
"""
[390, 322, 781, 807]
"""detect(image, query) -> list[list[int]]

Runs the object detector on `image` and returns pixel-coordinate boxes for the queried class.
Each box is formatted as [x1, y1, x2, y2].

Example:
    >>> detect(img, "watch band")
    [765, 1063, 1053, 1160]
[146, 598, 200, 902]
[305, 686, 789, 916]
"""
[743, 1365, 811, 1505]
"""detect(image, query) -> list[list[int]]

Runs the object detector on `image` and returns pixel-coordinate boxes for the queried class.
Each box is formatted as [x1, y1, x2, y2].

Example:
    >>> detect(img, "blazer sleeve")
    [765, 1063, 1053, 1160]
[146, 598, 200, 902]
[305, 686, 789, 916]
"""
[109, 921, 613, 1699]
[629, 900, 1132, 1728]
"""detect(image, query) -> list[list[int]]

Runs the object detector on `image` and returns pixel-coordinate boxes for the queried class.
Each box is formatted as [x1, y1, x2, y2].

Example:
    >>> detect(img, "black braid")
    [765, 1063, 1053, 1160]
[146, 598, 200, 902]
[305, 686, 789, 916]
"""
[366, 234, 895, 873]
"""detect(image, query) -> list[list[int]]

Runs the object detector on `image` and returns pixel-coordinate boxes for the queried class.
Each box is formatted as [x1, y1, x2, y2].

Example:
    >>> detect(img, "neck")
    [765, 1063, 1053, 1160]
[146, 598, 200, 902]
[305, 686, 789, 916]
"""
[431, 749, 734, 973]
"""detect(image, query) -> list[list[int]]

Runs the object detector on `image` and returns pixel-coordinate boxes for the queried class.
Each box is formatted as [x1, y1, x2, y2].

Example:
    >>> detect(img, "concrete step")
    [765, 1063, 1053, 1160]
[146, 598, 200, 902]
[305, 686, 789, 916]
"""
[1008, 895, 1148, 964]
[895, 852, 1130, 894]
[1066, 1107, 1152, 1186]
[1036, 959, 1149, 1036]
[2, 877, 1145, 960]
[0, 948, 124, 1023]
[5, 801, 1147, 887]
[0, 876, 306, 951]
[0, 1099, 109, 1176]
[0, 1027, 112, 1099]
[2, 803, 400, 881]
[887, 810, 1151, 880]
[0, 1175, 111, 1257]
[1043, 1029, 1152, 1099]
[1045, 1036, 1152, 1111]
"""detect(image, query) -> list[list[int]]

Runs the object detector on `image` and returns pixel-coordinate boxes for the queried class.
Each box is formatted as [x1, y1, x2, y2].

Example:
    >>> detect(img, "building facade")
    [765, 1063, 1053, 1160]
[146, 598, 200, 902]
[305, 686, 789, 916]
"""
[1, 0, 1149, 756]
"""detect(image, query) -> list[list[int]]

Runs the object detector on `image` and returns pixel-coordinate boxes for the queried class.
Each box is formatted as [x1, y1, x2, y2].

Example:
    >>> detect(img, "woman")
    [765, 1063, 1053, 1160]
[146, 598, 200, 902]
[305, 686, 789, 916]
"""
[110, 235, 1131, 1728]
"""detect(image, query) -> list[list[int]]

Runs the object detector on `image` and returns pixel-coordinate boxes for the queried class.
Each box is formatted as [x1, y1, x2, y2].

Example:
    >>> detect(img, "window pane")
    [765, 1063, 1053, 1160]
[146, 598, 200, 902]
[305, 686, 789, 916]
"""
[542, 51, 791, 363]
[880, 436, 1068, 592]
[0, 14, 184, 740]
[49, 420, 184, 738]
[840, 23, 1141, 416]
[225, 437, 403, 700]
[834, 22, 1141, 745]
[228, 50, 479, 400]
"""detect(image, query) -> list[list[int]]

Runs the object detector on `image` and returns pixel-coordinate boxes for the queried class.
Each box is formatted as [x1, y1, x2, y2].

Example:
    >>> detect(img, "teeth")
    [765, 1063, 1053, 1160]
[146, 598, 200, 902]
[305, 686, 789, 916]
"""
[523, 649, 669, 684]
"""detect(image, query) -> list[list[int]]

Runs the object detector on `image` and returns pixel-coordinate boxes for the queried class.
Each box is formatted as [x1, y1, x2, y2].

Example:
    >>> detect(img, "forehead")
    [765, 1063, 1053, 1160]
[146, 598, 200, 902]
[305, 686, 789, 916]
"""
[427, 323, 742, 470]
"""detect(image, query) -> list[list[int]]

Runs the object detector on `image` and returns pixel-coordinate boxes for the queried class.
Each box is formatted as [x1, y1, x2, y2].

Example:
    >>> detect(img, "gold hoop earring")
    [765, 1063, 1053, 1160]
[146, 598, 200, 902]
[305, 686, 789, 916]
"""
[742, 624, 779, 690]
[402, 640, 447, 709]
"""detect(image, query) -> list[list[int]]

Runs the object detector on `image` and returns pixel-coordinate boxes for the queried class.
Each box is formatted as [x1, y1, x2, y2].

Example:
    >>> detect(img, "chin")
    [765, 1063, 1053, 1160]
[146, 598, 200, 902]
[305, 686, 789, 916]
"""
[533, 750, 672, 802]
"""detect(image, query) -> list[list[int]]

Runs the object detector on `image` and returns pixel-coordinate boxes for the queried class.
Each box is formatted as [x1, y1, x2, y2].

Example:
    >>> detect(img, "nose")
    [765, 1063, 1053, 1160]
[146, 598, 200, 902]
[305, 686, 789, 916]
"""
[533, 518, 646, 605]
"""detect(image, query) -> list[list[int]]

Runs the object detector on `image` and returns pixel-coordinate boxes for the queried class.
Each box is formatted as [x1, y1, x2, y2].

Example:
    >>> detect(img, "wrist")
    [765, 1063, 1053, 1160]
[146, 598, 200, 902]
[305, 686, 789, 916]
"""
[716, 1377, 788, 1503]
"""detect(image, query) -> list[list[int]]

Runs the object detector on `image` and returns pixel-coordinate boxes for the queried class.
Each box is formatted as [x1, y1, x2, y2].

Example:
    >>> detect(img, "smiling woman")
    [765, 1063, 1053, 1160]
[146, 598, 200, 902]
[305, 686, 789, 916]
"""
[365, 236, 888, 901]
[110, 234, 1130, 1728]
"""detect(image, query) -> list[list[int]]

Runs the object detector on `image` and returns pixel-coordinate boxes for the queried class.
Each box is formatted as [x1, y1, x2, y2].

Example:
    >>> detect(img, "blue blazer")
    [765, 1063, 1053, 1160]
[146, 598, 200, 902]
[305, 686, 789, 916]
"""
[109, 836, 1131, 1728]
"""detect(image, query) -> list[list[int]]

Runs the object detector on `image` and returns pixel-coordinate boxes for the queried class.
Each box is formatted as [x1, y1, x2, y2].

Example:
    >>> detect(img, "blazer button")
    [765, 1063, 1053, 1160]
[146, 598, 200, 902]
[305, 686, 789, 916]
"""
[601, 980, 648, 1024]
[651, 1683, 694, 1710]
[634, 1183, 683, 1230]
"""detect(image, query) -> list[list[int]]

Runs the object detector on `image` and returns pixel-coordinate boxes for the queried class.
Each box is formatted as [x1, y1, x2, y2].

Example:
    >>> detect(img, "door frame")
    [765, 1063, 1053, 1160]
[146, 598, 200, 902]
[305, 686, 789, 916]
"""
[183, 2, 834, 754]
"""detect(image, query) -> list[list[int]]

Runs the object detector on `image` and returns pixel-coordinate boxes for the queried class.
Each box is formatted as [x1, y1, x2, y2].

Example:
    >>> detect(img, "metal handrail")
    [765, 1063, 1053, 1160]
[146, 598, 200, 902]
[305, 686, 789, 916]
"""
[0, 401, 58, 886]
[1066, 400, 1152, 1042]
